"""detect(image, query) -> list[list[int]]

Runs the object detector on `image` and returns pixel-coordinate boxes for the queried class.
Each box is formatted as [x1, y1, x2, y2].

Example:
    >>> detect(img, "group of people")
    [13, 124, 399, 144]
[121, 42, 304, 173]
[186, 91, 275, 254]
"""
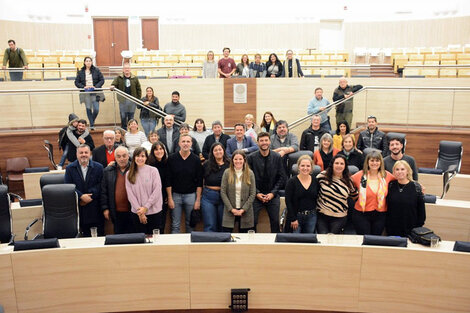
[204, 47, 306, 79]
[60, 103, 425, 239]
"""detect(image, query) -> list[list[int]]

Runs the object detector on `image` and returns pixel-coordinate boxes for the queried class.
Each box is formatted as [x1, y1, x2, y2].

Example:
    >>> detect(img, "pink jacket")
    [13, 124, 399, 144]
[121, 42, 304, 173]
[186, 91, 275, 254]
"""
[125, 165, 162, 215]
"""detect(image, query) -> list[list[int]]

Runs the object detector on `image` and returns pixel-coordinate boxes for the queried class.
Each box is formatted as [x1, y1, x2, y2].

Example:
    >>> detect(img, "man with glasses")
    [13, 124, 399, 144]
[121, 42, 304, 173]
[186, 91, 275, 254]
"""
[92, 130, 119, 169]
[357, 115, 388, 156]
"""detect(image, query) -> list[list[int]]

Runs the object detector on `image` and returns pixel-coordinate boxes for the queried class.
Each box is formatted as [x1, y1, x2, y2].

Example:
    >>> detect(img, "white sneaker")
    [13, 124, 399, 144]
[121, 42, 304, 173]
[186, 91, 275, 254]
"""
[57, 166, 62, 170]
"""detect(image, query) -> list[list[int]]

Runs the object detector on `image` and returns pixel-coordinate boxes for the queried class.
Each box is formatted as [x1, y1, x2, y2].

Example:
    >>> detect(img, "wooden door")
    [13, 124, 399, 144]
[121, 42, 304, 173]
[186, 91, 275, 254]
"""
[93, 18, 129, 66]
[141, 18, 159, 50]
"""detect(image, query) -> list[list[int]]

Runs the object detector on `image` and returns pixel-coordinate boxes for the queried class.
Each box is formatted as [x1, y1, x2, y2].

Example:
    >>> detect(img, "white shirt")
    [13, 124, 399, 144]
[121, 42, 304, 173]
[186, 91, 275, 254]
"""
[235, 169, 243, 209]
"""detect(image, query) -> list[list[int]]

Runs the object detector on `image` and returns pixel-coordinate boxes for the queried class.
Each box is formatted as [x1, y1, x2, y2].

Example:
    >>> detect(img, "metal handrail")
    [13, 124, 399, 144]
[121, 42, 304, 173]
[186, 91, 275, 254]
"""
[289, 85, 470, 130]
[403, 65, 470, 68]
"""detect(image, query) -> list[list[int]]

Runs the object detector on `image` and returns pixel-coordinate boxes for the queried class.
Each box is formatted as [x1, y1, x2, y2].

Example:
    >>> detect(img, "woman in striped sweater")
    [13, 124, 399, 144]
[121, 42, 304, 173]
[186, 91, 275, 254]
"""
[316, 154, 358, 234]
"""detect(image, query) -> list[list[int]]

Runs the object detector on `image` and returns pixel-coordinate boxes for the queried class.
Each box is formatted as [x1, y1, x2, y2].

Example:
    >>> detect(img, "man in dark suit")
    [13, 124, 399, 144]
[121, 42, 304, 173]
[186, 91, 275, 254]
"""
[202, 120, 231, 159]
[225, 123, 258, 157]
[92, 130, 118, 169]
[66, 119, 95, 162]
[157, 114, 180, 153]
[65, 144, 104, 237]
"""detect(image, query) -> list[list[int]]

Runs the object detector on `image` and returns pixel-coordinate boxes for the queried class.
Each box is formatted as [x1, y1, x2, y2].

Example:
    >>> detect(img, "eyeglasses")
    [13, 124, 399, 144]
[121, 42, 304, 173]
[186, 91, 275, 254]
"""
[104, 137, 115, 140]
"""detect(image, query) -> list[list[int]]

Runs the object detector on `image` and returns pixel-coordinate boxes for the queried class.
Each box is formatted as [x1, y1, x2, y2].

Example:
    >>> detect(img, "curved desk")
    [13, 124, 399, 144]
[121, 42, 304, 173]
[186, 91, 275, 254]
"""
[1, 234, 469, 313]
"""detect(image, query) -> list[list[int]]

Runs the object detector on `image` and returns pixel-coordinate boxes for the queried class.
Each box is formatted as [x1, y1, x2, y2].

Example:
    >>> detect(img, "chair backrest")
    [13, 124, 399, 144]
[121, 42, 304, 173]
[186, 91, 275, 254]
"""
[6, 157, 30, 174]
[287, 150, 314, 176]
[386, 132, 407, 153]
[291, 164, 321, 177]
[24, 167, 50, 173]
[42, 184, 79, 239]
[436, 141, 463, 173]
[43, 140, 57, 169]
[348, 165, 360, 175]
[40, 173, 65, 190]
[0, 185, 12, 244]
[362, 147, 381, 157]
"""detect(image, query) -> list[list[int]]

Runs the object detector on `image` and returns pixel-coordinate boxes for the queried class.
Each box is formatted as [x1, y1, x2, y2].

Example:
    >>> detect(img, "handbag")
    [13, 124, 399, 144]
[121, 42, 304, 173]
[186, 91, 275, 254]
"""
[189, 209, 202, 228]
[408, 226, 441, 246]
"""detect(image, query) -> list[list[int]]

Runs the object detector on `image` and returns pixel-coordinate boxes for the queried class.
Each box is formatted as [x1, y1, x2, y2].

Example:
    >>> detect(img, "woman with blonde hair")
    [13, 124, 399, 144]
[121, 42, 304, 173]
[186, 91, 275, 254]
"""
[125, 147, 163, 234]
[351, 150, 395, 235]
[337, 134, 364, 170]
[386, 160, 426, 236]
[220, 150, 256, 232]
[244, 113, 259, 141]
[202, 50, 217, 78]
[285, 155, 319, 233]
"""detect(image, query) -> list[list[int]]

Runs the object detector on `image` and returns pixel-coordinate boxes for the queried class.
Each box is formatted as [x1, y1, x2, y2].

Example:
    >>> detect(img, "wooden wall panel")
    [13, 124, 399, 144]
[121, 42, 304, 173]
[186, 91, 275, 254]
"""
[223, 78, 256, 128]
[0, 254, 17, 313]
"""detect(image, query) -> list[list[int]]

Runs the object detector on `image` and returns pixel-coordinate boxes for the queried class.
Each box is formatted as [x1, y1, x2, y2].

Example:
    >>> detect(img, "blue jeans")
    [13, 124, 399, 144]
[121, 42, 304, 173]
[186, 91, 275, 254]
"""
[141, 118, 157, 137]
[9, 70, 23, 81]
[58, 144, 69, 166]
[171, 192, 196, 234]
[84, 93, 99, 128]
[201, 188, 224, 232]
[119, 100, 136, 130]
[320, 118, 332, 132]
[293, 211, 317, 234]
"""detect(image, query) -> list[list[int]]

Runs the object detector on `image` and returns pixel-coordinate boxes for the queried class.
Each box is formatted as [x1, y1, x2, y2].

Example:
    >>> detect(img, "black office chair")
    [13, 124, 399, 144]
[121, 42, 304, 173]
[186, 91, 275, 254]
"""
[419, 141, 463, 199]
[348, 165, 360, 175]
[43, 140, 58, 170]
[39, 173, 65, 189]
[362, 147, 381, 157]
[287, 150, 314, 177]
[24, 184, 79, 240]
[24, 167, 50, 173]
[0, 185, 14, 244]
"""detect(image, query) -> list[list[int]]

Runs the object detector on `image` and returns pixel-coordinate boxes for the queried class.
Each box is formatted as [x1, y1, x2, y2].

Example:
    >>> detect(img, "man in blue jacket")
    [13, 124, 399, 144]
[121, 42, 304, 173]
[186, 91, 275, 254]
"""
[65, 144, 104, 237]
[225, 123, 259, 157]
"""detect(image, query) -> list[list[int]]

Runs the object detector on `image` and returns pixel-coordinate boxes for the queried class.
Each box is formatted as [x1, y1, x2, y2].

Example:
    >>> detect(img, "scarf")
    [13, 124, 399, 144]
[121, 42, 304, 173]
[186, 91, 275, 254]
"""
[284, 58, 298, 78]
[358, 172, 386, 212]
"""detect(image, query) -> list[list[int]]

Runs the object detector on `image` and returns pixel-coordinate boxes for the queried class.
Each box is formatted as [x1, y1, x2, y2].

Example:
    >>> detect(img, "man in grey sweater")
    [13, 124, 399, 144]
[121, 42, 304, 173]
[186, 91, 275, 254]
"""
[163, 91, 186, 123]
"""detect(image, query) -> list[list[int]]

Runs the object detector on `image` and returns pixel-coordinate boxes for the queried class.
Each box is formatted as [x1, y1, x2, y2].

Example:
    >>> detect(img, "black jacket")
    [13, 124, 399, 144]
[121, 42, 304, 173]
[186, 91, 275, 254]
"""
[299, 127, 327, 152]
[157, 126, 180, 153]
[247, 150, 286, 196]
[66, 131, 95, 162]
[202, 133, 231, 159]
[337, 149, 365, 170]
[100, 161, 131, 222]
[266, 60, 284, 77]
[92, 144, 119, 169]
[332, 84, 363, 113]
[356, 127, 388, 156]
[75, 66, 105, 103]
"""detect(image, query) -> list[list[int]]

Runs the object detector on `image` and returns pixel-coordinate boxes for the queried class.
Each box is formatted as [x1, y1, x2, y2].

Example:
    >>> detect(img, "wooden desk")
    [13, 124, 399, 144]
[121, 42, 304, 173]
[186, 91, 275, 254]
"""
[23, 169, 65, 199]
[426, 199, 470, 241]
[11, 202, 42, 240]
[1, 235, 469, 313]
[420, 173, 470, 201]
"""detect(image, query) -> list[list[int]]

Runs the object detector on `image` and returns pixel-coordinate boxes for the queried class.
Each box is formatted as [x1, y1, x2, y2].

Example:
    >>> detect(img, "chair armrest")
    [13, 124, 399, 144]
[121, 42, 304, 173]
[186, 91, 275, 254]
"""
[9, 192, 23, 201]
[8, 234, 15, 246]
[24, 218, 40, 240]
[446, 164, 457, 173]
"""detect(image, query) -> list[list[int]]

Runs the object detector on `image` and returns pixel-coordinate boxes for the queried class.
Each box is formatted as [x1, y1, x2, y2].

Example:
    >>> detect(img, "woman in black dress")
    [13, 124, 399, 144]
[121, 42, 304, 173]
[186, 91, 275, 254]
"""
[386, 160, 426, 237]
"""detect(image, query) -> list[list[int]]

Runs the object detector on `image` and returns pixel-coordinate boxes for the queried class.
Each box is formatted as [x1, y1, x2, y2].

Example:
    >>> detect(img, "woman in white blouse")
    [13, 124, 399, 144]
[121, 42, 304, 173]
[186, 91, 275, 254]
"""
[125, 119, 148, 155]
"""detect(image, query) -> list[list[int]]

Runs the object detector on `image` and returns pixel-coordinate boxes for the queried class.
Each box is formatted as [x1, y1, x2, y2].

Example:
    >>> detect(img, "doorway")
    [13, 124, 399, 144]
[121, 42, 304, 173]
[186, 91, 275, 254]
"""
[141, 18, 159, 50]
[93, 18, 129, 66]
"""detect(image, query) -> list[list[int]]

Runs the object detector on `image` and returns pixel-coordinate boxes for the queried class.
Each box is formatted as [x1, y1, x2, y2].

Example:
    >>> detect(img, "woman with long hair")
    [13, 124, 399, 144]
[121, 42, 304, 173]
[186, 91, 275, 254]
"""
[125, 147, 163, 234]
[201, 142, 230, 232]
[74, 56, 104, 130]
[220, 150, 256, 232]
[114, 126, 127, 146]
[244, 113, 259, 141]
[189, 118, 212, 156]
[147, 141, 170, 233]
[236, 54, 250, 77]
[313, 133, 340, 170]
[333, 121, 350, 150]
[260, 111, 277, 135]
[285, 155, 319, 233]
[316, 154, 358, 234]
[266, 53, 283, 78]
[386, 160, 426, 237]
[351, 150, 395, 235]
[139, 86, 161, 137]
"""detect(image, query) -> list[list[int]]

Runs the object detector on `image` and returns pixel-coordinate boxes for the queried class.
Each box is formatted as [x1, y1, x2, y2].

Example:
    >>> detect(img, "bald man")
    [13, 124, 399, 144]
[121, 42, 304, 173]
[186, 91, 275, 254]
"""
[332, 77, 363, 128]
